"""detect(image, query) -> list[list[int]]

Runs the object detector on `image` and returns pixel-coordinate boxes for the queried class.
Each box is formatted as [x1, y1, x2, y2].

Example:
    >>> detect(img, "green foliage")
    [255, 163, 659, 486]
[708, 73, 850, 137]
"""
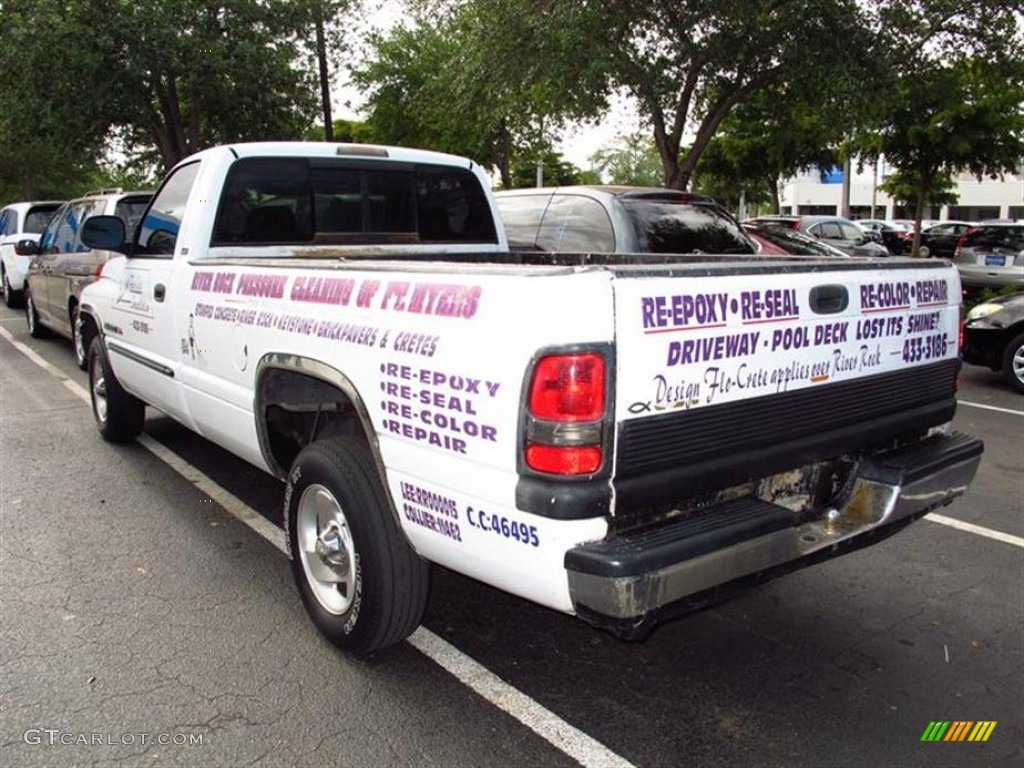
[589, 134, 663, 187]
[878, 170, 959, 208]
[692, 86, 844, 212]
[354, 1, 609, 187]
[0, 0, 322, 200]
[104, 0, 319, 170]
[580, 0, 881, 189]
[857, 3, 1024, 252]
[305, 119, 378, 144]
[964, 283, 1021, 313]
[0, 0, 110, 202]
[508, 150, 588, 189]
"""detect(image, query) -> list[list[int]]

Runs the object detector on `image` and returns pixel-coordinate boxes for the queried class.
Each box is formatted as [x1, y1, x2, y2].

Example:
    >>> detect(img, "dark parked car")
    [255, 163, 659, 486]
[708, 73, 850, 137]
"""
[742, 222, 848, 257]
[857, 219, 914, 254]
[494, 186, 756, 255]
[746, 215, 888, 257]
[918, 221, 974, 259]
[953, 222, 1024, 291]
[20, 189, 151, 367]
[963, 293, 1024, 392]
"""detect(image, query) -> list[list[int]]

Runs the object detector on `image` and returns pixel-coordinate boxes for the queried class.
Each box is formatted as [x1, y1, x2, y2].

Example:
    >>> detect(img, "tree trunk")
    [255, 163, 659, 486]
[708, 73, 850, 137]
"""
[770, 179, 780, 215]
[315, 13, 333, 141]
[911, 180, 929, 257]
[497, 119, 512, 189]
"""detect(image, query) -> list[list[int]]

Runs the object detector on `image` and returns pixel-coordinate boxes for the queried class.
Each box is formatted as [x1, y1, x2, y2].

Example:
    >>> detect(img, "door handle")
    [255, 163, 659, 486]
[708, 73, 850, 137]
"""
[154, 283, 166, 302]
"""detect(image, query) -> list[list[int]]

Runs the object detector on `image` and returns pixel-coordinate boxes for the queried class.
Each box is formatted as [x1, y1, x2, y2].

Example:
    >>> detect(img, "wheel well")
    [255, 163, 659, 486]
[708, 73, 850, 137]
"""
[78, 308, 100, 356]
[257, 367, 368, 477]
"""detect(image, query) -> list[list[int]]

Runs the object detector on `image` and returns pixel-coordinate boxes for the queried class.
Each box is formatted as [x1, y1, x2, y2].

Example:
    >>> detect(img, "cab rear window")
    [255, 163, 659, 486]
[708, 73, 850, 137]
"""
[212, 157, 497, 246]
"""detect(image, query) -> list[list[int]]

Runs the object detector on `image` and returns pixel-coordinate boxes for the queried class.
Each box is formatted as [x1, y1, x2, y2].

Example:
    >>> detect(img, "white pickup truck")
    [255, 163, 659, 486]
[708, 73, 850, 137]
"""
[78, 142, 983, 655]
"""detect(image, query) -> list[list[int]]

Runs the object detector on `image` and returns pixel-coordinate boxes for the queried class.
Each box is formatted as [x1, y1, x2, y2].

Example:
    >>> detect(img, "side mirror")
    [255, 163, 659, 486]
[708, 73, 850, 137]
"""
[81, 215, 129, 253]
[14, 239, 40, 256]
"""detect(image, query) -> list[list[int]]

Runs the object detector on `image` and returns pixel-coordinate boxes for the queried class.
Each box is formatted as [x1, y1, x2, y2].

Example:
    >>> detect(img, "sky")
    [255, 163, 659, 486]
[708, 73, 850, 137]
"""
[330, 0, 642, 170]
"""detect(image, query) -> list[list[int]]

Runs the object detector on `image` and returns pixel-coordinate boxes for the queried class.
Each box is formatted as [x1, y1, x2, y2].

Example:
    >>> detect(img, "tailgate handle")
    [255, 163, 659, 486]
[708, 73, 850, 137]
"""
[809, 284, 848, 315]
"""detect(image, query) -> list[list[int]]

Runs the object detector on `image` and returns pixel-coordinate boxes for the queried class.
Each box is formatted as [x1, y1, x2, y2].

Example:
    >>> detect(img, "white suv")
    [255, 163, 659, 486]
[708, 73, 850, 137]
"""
[0, 200, 63, 307]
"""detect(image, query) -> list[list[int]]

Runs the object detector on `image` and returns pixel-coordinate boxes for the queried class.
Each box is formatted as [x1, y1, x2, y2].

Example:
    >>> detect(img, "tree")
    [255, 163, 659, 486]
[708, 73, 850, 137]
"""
[104, 0, 320, 171]
[0, 0, 110, 201]
[355, 2, 608, 188]
[692, 86, 843, 213]
[575, 0, 880, 189]
[589, 134, 663, 187]
[859, 1, 1024, 253]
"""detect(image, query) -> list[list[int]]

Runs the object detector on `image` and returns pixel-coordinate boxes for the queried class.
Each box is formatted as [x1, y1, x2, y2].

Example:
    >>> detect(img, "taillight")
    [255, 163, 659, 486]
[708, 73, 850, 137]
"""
[528, 353, 605, 421]
[524, 352, 607, 476]
[954, 227, 976, 256]
[525, 445, 602, 475]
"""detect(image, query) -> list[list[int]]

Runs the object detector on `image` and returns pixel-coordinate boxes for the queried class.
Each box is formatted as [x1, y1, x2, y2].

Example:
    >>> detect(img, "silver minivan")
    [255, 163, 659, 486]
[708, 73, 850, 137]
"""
[20, 189, 151, 367]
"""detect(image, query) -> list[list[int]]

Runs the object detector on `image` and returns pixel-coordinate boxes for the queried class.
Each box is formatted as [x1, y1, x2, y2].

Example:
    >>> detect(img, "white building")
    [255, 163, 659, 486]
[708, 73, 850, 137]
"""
[779, 162, 1024, 221]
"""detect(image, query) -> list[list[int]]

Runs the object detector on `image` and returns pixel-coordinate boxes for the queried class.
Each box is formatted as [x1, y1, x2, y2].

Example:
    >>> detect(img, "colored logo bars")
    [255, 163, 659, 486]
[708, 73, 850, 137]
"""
[920, 721, 997, 742]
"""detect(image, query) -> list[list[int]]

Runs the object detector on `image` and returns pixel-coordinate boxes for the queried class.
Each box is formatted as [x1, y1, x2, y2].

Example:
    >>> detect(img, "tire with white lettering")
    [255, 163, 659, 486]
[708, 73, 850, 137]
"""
[1001, 332, 1024, 393]
[285, 436, 429, 656]
[88, 338, 145, 441]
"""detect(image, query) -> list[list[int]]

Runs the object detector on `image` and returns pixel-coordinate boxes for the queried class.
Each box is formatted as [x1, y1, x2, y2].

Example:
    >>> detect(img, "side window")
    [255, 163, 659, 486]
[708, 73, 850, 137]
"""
[40, 205, 67, 254]
[74, 200, 105, 252]
[51, 203, 83, 254]
[537, 195, 614, 252]
[930, 224, 952, 236]
[113, 196, 154, 243]
[137, 162, 201, 256]
[816, 222, 842, 240]
[840, 223, 864, 241]
[0, 211, 10, 236]
[495, 195, 550, 249]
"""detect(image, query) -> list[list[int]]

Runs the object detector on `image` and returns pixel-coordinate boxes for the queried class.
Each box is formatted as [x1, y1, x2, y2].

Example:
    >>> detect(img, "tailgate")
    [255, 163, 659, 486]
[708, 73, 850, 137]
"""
[611, 260, 961, 509]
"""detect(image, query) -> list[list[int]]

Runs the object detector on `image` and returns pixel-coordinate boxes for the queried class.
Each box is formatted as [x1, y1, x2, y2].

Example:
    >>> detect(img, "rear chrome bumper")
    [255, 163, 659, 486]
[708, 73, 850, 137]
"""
[566, 433, 983, 626]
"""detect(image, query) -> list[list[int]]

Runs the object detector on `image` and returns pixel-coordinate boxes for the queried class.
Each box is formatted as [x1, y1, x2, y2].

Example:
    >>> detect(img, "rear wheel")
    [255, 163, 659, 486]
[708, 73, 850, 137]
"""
[2, 268, 22, 308]
[1001, 332, 1024, 394]
[918, 245, 930, 258]
[285, 436, 429, 656]
[25, 289, 47, 338]
[88, 338, 145, 441]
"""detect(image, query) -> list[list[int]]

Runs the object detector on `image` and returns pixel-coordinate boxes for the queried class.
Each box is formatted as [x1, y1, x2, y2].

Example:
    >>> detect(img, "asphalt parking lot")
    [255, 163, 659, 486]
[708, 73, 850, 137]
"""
[1, 302, 1021, 768]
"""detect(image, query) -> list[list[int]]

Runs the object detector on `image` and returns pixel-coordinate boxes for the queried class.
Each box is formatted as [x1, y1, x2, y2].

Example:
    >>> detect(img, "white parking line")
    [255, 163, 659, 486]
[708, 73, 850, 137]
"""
[925, 513, 1024, 548]
[958, 400, 1024, 417]
[0, 327, 636, 768]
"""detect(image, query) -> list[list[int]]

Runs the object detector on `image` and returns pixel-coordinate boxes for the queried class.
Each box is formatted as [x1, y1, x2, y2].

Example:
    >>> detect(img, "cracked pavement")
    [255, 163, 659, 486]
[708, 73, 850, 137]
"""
[1, 309, 1022, 768]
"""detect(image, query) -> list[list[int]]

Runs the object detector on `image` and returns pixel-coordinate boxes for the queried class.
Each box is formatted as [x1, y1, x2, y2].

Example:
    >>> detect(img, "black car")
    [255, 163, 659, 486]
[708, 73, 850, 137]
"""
[918, 221, 973, 259]
[962, 293, 1024, 392]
